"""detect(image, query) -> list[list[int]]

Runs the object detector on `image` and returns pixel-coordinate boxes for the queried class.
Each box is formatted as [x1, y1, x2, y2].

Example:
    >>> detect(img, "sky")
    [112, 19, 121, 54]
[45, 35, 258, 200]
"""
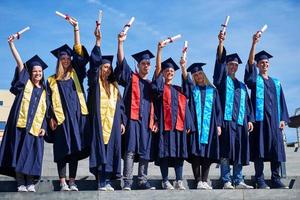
[0, 0, 300, 142]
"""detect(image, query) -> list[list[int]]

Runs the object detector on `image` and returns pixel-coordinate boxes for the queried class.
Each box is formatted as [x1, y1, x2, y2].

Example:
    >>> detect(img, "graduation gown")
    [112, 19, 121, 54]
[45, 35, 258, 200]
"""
[151, 74, 195, 166]
[0, 68, 46, 178]
[114, 57, 155, 161]
[244, 63, 289, 162]
[213, 47, 254, 165]
[87, 45, 126, 178]
[46, 45, 90, 163]
[182, 75, 222, 163]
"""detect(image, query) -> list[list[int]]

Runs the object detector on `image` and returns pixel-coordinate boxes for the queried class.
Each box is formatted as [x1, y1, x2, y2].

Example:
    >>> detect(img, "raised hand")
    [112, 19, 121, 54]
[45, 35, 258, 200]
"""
[118, 32, 127, 43]
[218, 31, 226, 44]
[252, 31, 261, 45]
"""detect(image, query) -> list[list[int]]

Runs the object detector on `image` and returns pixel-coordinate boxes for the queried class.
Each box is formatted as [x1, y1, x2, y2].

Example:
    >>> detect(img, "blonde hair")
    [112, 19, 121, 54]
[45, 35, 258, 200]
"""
[99, 64, 121, 99]
[192, 71, 215, 87]
[55, 60, 72, 80]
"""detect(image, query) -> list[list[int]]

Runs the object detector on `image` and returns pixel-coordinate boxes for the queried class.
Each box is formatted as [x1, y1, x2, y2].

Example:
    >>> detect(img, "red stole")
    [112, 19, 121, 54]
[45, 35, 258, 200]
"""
[130, 73, 155, 130]
[163, 85, 186, 131]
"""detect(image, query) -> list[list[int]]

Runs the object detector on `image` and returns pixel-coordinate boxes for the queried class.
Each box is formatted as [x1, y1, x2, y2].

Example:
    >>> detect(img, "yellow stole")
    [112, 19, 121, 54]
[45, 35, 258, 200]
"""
[16, 80, 47, 137]
[99, 81, 118, 144]
[48, 69, 88, 125]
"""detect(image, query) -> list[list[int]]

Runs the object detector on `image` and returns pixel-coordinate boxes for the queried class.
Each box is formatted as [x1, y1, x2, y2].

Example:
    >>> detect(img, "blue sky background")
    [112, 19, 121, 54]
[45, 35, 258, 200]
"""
[0, 0, 299, 142]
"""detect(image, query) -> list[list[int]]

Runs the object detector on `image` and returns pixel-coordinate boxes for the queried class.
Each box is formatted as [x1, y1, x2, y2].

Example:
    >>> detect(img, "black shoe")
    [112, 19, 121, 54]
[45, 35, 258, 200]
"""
[138, 181, 156, 190]
[272, 180, 289, 189]
[256, 182, 270, 189]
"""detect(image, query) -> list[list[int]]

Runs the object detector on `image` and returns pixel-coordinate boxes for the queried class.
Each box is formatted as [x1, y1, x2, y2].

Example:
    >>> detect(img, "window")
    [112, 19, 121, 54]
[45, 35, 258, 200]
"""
[0, 101, 3, 106]
[0, 121, 5, 131]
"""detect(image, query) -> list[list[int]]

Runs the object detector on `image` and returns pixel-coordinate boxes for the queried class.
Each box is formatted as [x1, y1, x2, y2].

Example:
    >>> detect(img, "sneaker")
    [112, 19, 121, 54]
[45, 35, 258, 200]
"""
[174, 180, 186, 190]
[223, 182, 234, 189]
[138, 181, 156, 190]
[27, 184, 36, 192]
[17, 185, 28, 192]
[105, 183, 115, 191]
[197, 181, 204, 189]
[98, 186, 107, 191]
[235, 182, 254, 189]
[60, 182, 70, 191]
[162, 180, 174, 190]
[272, 180, 289, 189]
[202, 181, 213, 190]
[123, 182, 132, 191]
[69, 182, 79, 191]
[256, 182, 270, 189]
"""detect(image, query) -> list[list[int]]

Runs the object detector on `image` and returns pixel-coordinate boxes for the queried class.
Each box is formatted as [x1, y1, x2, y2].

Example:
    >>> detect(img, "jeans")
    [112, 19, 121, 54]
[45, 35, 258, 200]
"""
[254, 158, 281, 185]
[220, 158, 243, 185]
[160, 159, 184, 182]
[123, 151, 149, 185]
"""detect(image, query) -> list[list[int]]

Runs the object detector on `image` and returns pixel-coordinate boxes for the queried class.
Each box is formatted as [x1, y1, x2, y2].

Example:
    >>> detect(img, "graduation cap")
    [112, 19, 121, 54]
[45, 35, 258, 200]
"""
[255, 50, 273, 62]
[187, 63, 206, 74]
[131, 50, 154, 63]
[25, 54, 48, 71]
[161, 57, 179, 71]
[226, 53, 242, 64]
[51, 44, 73, 59]
[101, 55, 114, 65]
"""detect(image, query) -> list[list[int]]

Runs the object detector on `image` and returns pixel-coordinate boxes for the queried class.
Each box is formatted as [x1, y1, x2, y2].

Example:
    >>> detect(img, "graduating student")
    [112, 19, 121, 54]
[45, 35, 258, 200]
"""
[115, 32, 158, 190]
[213, 31, 254, 189]
[180, 58, 222, 190]
[244, 32, 289, 189]
[151, 42, 194, 190]
[87, 26, 126, 191]
[47, 17, 90, 191]
[0, 35, 48, 192]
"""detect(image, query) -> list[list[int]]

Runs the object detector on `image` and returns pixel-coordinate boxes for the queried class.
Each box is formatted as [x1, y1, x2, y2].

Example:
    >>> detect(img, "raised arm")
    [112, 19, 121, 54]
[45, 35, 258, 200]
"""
[248, 32, 260, 66]
[117, 32, 126, 64]
[180, 56, 188, 80]
[217, 31, 225, 63]
[155, 41, 165, 78]
[213, 32, 227, 87]
[8, 36, 23, 72]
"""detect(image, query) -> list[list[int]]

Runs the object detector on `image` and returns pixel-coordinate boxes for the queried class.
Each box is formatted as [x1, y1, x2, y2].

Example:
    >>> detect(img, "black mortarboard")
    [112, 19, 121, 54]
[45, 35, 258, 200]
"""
[51, 44, 73, 59]
[226, 53, 242, 64]
[187, 63, 206, 74]
[25, 54, 48, 71]
[161, 57, 179, 71]
[101, 55, 114, 65]
[255, 50, 273, 62]
[131, 50, 154, 63]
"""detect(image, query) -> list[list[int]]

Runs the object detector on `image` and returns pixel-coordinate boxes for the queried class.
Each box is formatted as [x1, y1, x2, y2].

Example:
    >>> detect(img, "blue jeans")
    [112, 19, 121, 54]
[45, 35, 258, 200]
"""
[220, 158, 243, 185]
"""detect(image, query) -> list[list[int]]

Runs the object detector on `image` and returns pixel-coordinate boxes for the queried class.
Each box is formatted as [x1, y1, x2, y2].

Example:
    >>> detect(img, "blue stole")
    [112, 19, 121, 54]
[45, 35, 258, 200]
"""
[193, 85, 214, 144]
[256, 75, 281, 126]
[224, 76, 246, 125]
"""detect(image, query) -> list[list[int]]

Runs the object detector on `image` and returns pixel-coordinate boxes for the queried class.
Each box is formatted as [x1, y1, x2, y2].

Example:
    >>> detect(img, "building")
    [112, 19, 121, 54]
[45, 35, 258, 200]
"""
[0, 90, 14, 140]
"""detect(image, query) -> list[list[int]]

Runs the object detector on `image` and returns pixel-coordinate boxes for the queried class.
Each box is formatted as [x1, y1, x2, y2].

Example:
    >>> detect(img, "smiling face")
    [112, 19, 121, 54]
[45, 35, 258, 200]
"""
[59, 55, 71, 70]
[100, 63, 112, 80]
[30, 65, 43, 83]
[138, 59, 151, 77]
[257, 59, 269, 74]
[163, 67, 175, 83]
[192, 71, 205, 85]
[227, 61, 238, 76]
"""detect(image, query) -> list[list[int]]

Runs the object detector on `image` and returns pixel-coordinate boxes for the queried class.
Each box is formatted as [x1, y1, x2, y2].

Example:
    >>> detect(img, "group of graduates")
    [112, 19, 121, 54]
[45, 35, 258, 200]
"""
[0, 16, 290, 193]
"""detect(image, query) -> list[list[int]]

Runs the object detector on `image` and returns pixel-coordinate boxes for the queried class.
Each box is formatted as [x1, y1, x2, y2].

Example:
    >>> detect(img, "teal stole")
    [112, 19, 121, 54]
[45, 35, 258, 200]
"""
[224, 76, 246, 125]
[193, 85, 214, 144]
[256, 75, 281, 126]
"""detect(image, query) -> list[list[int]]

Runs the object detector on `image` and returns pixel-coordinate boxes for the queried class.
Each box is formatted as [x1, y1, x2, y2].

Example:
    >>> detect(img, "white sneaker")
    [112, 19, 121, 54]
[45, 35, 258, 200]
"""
[162, 180, 174, 190]
[98, 186, 107, 191]
[60, 182, 70, 191]
[174, 180, 186, 190]
[202, 182, 212, 190]
[27, 184, 36, 192]
[69, 182, 79, 191]
[223, 182, 234, 189]
[105, 183, 114, 191]
[235, 182, 254, 189]
[197, 181, 204, 189]
[17, 185, 28, 192]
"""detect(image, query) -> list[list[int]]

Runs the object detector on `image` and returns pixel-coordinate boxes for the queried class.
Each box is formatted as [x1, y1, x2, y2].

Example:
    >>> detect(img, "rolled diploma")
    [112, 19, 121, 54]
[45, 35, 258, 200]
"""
[259, 24, 268, 33]
[221, 16, 230, 33]
[182, 41, 188, 60]
[97, 10, 103, 25]
[55, 11, 76, 24]
[162, 34, 182, 45]
[122, 17, 135, 34]
[13, 26, 30, 39]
